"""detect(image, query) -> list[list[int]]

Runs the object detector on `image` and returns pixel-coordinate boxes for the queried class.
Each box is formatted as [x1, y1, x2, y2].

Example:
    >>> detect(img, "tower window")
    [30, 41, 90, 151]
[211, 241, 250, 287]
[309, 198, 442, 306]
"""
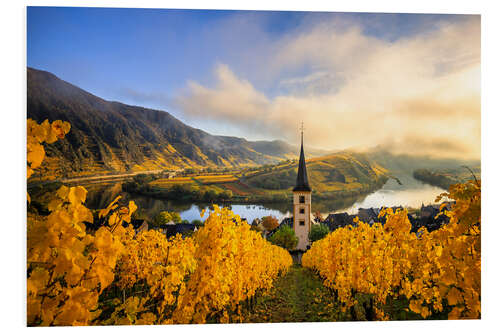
[300, 208, 305, 214]
[299, 220, 305, 226]
[299, 195, 305, 203]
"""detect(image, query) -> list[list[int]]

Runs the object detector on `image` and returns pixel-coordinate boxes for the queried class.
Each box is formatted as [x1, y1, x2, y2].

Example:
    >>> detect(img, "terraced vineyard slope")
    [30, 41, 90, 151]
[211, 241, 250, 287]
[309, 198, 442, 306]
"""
[244, 152, 388, 196]
[27, 68, 327, 180]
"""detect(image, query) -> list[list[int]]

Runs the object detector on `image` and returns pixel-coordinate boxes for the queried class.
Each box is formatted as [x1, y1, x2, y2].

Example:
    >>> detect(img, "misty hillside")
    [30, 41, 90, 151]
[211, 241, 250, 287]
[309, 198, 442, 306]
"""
[352, 147, 481, 189]
[27, 68, 324, 179]
[362, 148, 480, 174]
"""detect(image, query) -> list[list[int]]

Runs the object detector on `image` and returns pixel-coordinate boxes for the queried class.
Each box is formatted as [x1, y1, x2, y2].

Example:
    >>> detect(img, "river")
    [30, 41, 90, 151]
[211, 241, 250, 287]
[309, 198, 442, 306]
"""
[81, 174, 444, 223]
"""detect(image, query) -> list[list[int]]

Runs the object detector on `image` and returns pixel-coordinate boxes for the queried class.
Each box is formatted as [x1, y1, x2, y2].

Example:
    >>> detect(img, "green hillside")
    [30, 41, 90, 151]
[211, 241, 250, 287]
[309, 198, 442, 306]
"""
[244, 152, 388, 195]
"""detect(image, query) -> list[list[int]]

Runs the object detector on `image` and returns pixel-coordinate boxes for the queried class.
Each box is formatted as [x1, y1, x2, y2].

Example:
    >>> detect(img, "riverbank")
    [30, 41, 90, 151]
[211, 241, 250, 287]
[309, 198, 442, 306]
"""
[29, 174, 446, 226]
[122, 176, 389, 205]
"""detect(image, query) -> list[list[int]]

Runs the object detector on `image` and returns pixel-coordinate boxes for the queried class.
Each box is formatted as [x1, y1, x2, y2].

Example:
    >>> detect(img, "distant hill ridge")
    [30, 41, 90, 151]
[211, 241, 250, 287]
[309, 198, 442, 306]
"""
[245, 151, 389, 193]
[27, 67, 327, 179]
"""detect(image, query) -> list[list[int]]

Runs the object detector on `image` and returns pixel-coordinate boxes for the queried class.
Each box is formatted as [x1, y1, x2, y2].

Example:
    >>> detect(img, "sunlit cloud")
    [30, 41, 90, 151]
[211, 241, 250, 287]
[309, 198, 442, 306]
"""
[175, 15, 480, 160]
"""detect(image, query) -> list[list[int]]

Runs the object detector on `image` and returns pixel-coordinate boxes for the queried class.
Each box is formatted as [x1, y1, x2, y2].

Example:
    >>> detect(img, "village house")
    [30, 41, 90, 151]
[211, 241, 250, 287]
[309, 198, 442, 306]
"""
[156, 223, 197, 238]
[357, 208, 379, 225]
[321, 212, 355, 232]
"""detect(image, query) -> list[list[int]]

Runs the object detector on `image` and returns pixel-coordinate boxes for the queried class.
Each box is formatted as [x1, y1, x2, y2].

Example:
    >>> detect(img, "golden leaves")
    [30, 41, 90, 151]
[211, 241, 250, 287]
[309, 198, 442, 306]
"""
[68, 186, 87, 205]
[94, 227, 113, 249]
[27, 118, 70, 181]
[95, 265, 114, 290]
[303, 179, 481, 320]
[24, 119, 295, 326]
[435, 245, 443, 257]
[27, 183, 137, 326]
[446, 287, 463, 306]
[50, 120, 71, 141]
[99, 195, 121, 218]
[102, 206, 292, 325]
[170, 206, 292, 324]
[27, 142, 45, 169]
[128, 201, 137, 216]
[27, 267, 50, 296]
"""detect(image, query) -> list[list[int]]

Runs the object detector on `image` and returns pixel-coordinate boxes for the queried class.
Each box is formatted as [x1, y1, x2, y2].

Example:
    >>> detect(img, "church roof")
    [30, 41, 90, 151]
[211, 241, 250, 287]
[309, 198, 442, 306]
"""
[293, 133, 311, 192]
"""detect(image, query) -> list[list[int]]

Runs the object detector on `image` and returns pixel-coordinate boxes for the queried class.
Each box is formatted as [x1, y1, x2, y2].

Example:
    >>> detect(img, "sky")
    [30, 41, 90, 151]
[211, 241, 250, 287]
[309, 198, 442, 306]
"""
[27, 7, 481, 159]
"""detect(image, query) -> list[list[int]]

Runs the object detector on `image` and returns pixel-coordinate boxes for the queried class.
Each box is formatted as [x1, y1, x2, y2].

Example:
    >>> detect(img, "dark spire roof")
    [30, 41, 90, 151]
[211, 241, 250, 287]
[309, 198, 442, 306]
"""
[293, 127, 311, 192]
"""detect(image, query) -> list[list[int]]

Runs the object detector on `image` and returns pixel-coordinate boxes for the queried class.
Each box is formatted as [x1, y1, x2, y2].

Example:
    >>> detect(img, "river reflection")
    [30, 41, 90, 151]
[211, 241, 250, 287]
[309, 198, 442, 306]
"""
[82, 176, 444, 223]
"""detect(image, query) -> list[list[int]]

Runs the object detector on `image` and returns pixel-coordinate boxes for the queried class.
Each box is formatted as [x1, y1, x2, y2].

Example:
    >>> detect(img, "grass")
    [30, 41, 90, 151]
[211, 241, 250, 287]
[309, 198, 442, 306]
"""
[241, 265, 347, 323]
[239, 264, 430, 323]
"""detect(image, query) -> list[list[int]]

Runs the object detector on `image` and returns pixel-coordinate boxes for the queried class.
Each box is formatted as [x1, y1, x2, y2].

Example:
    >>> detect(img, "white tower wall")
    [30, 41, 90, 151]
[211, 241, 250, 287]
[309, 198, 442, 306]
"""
[293, 191, 312, 251]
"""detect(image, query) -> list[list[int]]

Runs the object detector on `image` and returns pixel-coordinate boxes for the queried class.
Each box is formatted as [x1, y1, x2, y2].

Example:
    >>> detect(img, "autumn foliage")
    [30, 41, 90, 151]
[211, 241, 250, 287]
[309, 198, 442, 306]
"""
[26, 119, 292, 326]
[261, 215, 279, 231]
[27, 118, 480, 324]
[303, 180, 481, 320]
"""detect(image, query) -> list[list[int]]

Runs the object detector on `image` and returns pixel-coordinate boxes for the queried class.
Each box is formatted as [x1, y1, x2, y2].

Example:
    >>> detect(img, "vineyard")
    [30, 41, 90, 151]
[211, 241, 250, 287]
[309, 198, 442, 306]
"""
[149, 177, 195, 186]
[27, 119, 480, 325]
[194, 175, 239, 184]
[303, 179, 481, 320]
[27, 119, 292, 325]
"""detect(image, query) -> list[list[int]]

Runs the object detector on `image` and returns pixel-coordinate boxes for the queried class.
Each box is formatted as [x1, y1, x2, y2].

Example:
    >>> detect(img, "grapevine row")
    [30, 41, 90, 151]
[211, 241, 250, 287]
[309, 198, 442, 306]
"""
[27, 119, 292, 326]
[303, 180, 480, 320]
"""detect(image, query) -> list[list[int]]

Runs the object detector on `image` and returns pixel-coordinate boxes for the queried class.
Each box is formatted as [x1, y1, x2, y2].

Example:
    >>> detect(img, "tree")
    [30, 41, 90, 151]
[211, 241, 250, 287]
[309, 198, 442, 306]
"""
[313, 211, 323, 223]
[133, 173, 153, 185]
[251, 218, 261, 226]
[308, 223, 330, 243]
[261, 215, 279, 232]
[219, 190, 233, 200]
[269, 226, 298, 250]
[191, 219, 204, 227]
[151, 211, 182, 227]
[203, 189, 218, 202]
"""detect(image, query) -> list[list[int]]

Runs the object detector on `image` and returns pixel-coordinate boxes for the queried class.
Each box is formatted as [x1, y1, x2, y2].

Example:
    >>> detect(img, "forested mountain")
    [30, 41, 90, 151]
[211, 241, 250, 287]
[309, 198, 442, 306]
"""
[27, 68, 323, 178]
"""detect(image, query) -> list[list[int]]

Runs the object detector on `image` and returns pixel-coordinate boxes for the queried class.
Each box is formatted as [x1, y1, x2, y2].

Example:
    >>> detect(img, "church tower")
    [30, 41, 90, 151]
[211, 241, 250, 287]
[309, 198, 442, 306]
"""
[293, 123, 312, 251]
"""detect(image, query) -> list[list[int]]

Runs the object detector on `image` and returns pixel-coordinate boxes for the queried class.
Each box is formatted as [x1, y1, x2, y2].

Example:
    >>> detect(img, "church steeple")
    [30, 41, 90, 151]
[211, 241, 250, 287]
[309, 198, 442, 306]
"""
[293, 122, 311, 192]
[292, 122, 312, 251]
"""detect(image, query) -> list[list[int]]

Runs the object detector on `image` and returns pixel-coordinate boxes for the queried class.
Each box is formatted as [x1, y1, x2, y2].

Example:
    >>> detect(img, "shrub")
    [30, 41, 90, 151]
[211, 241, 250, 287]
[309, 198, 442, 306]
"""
[308, 223, 330, 243]
[269, 225, 298, 250]
[191, 219, 204, 227]
[151, 211, 182, 227]
[261, 215, 279, 231]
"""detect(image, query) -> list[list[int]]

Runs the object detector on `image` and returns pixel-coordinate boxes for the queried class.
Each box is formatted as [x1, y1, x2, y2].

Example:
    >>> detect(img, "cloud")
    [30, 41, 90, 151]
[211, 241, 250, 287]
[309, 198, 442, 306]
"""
[174, 15, 480, 160]
[176, 64, 274, 134]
